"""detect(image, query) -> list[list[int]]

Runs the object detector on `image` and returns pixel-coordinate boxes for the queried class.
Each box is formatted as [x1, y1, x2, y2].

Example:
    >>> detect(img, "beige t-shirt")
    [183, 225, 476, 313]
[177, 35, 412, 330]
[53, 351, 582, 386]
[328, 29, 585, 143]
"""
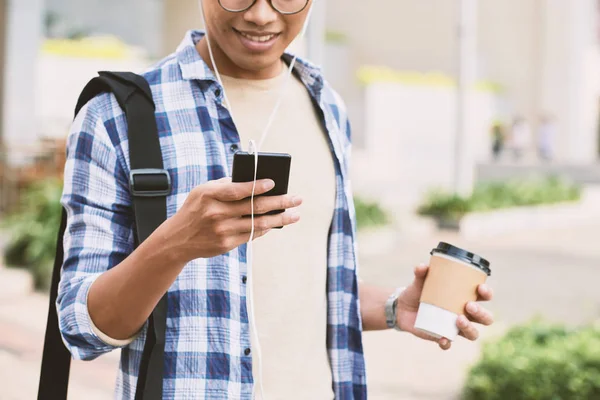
[221, 63, 336, 399]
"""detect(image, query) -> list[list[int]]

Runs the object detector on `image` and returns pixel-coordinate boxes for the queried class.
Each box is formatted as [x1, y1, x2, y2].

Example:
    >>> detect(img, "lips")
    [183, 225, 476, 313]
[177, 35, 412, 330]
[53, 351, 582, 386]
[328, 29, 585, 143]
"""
[234, 28, 281, 52]
[238, 31, 278, 43]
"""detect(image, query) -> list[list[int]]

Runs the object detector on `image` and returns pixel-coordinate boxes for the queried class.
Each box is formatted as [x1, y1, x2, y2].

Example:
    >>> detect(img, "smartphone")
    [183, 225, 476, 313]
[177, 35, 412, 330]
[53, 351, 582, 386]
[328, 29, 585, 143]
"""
[231, 151, 292, 217]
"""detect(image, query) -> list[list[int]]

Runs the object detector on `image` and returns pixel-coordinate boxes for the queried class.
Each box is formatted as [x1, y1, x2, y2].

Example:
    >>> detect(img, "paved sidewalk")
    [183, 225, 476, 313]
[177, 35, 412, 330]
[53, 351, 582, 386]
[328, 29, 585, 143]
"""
[1, 221, 599, 399]
[0, 292, 119, 400]
[361, 222, 600, 399]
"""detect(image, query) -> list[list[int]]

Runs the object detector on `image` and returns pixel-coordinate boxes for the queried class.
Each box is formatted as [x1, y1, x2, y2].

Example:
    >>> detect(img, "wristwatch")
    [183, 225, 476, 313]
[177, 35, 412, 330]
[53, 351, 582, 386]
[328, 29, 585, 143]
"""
[385, 287, 406, 331]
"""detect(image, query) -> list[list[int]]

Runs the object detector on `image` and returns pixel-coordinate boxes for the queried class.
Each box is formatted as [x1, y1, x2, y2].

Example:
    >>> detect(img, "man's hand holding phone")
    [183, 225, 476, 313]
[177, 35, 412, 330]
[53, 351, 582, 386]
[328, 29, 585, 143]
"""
[167, 178, 302, 262]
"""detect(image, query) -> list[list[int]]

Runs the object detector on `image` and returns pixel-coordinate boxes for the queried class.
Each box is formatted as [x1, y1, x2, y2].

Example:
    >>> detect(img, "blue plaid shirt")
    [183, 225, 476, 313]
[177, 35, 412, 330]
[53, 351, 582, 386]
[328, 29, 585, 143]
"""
[57, 31, 366, 399]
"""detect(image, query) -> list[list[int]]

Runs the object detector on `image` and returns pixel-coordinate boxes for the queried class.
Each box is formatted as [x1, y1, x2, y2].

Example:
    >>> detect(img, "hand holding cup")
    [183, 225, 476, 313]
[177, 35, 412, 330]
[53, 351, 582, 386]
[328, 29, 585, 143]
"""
[396, 243, 494, 350]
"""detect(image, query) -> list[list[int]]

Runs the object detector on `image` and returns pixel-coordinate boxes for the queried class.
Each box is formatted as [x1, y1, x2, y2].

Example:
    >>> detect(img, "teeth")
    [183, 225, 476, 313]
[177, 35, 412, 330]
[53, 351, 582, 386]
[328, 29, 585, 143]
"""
[240, 32, 276, 43]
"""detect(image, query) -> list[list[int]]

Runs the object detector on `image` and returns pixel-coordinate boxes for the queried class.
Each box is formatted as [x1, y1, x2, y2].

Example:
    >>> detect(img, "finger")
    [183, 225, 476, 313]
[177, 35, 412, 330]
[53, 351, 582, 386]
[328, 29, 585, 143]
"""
[465, 302, 494, 326]
[229, 194, 302, 217]
[477, 284, 494, 301]
[246, 228, 271, 241]
[228, 229, 272, 250]
[414, 263, 429, 278]
[412, 329, 442, 343]
[438, 338, 452, 350]
[412, 264, 430, 292]
[457, 315, 479, 341]
[211, 179, 275, 202]
[233, 209, 301, 234]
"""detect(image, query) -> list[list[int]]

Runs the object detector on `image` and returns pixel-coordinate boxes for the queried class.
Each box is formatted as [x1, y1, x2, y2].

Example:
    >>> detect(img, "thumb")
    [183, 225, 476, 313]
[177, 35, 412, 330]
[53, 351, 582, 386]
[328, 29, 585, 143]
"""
[214, 177, 232, 184]
[412, 264, 429, 292]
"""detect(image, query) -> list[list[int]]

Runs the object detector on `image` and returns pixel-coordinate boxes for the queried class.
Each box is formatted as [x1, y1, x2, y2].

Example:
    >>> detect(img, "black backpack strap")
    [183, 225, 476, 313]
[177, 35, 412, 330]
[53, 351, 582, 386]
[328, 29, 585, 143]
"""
[38, 72, 170, 400]
[38, 209, 70, 400]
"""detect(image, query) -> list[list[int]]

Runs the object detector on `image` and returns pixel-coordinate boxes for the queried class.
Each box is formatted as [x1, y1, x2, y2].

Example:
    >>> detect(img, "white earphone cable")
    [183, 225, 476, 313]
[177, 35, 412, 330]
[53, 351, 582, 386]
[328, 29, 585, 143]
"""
[198, 2, 315, 398]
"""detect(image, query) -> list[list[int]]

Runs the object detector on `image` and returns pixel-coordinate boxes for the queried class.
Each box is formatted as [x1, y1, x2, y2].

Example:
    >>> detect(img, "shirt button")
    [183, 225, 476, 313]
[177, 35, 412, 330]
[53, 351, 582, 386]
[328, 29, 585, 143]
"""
[230, 144, 239, 153]
[215, 89, 222, 97]
[244, 348, 251, 356]
[242, 275, 247, 284]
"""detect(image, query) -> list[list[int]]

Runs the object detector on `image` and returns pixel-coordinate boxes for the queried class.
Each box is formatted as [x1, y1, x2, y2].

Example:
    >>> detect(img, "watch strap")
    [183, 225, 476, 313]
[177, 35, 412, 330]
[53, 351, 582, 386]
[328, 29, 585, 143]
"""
[385, 287, 406, 331]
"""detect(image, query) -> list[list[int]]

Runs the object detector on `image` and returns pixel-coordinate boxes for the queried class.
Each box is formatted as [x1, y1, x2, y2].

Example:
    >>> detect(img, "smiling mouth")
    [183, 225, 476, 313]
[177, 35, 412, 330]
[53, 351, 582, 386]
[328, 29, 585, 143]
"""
[234, 29, 281, 43]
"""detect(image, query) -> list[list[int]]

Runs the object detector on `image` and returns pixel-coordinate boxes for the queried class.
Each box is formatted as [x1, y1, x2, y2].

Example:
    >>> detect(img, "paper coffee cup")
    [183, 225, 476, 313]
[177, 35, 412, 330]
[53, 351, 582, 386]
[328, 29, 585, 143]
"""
[414, 242, 491, 341]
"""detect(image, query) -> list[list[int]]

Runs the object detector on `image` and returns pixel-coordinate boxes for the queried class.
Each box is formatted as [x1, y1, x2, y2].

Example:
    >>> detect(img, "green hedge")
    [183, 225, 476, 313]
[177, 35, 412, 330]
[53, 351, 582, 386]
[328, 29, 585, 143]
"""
[418, 177, 581, 221]
[463, 320, 600, 400]
[354, 196, 388, 230]
[2, 179, 63, 290]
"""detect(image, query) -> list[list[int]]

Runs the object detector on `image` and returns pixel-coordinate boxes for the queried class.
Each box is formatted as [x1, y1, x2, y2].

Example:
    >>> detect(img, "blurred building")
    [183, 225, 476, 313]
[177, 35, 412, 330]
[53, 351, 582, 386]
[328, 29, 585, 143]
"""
[45, 0, 220, 59]
[322, 0, 600, 212]
[27, 0, 600, 164]
[326, 0, 600, 165]
[1, 0, 599, 213]
[46, 0, 164, 57]
[0, 0, 45, 158]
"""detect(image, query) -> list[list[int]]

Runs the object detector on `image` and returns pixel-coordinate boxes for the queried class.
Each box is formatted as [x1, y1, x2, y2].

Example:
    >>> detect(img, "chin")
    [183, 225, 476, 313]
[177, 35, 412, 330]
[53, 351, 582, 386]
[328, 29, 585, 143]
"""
[232, 53, 282, 72]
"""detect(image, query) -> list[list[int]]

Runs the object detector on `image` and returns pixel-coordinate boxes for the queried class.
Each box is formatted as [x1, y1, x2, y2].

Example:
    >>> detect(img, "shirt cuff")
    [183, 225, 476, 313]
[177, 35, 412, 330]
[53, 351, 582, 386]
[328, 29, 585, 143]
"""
[86, 278, 141, 347]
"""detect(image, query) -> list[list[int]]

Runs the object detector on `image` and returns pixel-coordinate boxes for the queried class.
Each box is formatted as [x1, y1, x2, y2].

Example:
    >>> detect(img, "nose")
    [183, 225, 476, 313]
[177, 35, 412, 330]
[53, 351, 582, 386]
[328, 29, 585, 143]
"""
[243, 0, 279, 27]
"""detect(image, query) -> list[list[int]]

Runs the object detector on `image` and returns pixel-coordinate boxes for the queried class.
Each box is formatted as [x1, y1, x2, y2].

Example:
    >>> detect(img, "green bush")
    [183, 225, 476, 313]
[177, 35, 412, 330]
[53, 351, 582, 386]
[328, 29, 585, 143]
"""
[2, 179, 63, 290]
[418, 176, 581, 221]
[354, 196, 388, 230]
[416, 190, 471, 221]
[463, 320, 600, 400]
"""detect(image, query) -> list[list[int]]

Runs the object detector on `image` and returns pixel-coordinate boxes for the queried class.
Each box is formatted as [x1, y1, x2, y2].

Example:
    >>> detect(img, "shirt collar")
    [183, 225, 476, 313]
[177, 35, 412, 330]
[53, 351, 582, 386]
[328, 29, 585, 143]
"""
[176, 30, 324, 96]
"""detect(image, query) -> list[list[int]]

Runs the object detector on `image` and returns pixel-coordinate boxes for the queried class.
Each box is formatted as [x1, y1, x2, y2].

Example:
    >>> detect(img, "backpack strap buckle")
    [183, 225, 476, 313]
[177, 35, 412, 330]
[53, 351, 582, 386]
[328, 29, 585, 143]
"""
[129, 169, 171, 197]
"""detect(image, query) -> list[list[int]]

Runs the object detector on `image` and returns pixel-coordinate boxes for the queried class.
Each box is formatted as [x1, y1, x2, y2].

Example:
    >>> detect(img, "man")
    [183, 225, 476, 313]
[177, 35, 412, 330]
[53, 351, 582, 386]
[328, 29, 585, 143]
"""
[537, 115, 556, 162]
[57, 0, 494, 398]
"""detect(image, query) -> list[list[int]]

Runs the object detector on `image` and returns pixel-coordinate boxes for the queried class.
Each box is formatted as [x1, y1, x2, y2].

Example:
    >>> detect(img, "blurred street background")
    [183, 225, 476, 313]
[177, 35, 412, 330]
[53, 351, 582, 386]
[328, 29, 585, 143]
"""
[1, 0, 600, 399]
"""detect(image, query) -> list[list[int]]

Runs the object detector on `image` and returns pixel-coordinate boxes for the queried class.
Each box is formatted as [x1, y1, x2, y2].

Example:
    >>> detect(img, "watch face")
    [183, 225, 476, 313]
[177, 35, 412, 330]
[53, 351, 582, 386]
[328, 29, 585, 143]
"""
[385, 295, 397, 328]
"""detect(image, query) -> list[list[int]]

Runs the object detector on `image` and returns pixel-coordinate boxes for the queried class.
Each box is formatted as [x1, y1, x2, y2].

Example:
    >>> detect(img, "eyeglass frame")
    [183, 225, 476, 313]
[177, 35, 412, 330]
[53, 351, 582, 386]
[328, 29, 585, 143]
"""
[217, 0, 310, 15]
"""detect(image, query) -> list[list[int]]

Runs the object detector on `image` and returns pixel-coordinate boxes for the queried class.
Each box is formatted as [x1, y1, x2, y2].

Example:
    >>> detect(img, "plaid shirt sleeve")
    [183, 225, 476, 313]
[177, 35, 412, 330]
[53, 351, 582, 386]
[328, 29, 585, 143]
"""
[56, 94, 136, 361]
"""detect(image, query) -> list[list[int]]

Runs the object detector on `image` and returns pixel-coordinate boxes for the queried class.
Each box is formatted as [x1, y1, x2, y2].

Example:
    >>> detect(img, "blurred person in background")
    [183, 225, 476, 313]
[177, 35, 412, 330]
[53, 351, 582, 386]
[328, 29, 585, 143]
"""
[510, 116, 532, 161]
[537, 114, 557, 162]
[491, 120, 506, 161]
[56, 0, 495, 398]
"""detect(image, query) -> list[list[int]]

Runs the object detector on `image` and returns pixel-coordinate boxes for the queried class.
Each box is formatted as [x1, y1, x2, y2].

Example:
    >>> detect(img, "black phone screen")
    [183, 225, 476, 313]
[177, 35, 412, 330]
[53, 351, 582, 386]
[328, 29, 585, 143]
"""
[231, 151, 292, 216]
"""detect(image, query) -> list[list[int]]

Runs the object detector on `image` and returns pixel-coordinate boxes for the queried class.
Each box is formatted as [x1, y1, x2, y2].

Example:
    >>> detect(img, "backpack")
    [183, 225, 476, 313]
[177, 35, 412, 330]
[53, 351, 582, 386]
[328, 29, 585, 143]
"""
[38, 72, 171, 400]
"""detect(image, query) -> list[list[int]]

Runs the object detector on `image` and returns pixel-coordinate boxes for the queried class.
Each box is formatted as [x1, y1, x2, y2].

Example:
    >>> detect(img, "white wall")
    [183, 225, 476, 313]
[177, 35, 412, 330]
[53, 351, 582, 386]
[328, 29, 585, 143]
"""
[35, 55, 150, 139]
[326, 0, 600, 164]
[163, 0, 201, 56]
[3, 0, 45, 161]
[560, 0, 600, 163]
[478, 0, 539, 123]
[0, 0, 7, 141]
[351, 83, 496, 211]
[326, 0, 457, 75]
[535, 0, 600, 163]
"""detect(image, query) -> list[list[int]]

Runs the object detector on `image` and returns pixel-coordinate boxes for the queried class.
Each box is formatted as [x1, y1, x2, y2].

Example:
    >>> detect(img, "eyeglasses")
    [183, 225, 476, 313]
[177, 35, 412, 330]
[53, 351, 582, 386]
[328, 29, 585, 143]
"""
[218, 0, 310, 15]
